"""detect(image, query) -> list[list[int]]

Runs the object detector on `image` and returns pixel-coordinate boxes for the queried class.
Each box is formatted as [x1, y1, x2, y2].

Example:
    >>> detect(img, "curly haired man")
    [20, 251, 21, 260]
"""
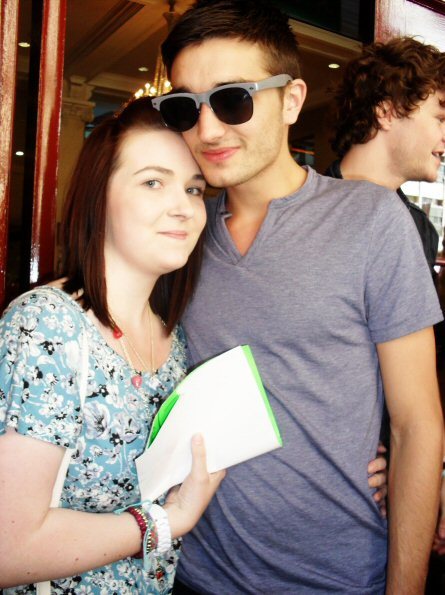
[327, 36, 445, 274]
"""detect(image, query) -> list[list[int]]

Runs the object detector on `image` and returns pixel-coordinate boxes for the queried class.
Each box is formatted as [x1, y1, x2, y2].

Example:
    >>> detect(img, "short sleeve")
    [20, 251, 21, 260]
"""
[0, 289, 86, 448]
[365, 193, 443, 344]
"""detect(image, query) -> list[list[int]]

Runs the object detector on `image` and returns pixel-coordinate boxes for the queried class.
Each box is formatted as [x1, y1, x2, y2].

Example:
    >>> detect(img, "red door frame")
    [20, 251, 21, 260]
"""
[0, 0, 66, 311]
[30, 0, 67, 287]
[0, 0, 19, 310]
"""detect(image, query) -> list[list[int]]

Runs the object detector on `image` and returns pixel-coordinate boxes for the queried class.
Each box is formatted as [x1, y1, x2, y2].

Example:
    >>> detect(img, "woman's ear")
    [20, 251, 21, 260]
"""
[283, 78, 307, 125]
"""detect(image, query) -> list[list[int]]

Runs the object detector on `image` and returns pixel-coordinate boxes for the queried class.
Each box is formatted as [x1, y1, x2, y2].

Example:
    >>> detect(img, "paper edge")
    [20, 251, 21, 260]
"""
[241, 345, 283, 446]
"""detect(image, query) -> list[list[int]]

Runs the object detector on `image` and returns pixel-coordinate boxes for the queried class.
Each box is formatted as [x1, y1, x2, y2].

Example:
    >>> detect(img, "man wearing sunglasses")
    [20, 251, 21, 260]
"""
[157, 1, 443, 594]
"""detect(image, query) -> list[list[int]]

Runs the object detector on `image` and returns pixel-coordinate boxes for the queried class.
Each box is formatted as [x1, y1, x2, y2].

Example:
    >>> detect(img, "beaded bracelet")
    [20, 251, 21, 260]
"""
[126, 506, 150, 559]
[115, 499, 171, 564]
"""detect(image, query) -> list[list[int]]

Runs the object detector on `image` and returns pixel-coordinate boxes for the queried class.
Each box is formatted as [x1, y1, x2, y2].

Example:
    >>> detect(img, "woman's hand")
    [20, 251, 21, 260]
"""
[164, 434, 225, 538]
[367, 442, 388, 518]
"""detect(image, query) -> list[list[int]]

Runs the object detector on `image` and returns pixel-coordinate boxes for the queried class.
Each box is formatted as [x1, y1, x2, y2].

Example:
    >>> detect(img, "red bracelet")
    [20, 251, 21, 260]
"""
[127, 506, 148, 559]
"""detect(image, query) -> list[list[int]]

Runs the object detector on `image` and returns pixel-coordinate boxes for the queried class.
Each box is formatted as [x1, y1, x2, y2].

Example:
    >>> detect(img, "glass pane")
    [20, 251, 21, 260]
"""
[401, 158, 445, 252]
[274, 0, 374, 41]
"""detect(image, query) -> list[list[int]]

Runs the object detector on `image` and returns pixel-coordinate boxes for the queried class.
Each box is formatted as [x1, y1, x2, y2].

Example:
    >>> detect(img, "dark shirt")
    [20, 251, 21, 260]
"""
[325, 160, 439, 276]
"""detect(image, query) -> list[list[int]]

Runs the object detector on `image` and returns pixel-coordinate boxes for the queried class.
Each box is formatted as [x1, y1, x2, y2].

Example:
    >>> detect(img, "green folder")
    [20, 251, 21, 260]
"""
[147, 345, 282, 448]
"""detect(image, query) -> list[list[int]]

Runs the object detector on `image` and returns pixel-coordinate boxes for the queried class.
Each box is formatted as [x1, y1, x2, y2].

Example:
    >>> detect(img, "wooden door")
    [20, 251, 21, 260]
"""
[0, 0, 19, 310]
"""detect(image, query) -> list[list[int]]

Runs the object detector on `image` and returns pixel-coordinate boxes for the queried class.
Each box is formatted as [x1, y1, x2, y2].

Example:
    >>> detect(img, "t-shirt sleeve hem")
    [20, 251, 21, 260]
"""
[370, 311, 443, 344]
[1, 420, 72, 449]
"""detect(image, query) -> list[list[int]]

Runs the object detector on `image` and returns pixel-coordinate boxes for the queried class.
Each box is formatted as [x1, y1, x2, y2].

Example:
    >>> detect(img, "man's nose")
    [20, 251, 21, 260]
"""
[196, 103, 226, 143]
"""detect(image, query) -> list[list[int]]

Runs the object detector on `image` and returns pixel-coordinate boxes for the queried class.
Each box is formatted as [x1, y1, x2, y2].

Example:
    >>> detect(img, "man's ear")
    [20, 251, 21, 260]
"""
[283, 79, 307, 125]
[375, 100, 395, 131]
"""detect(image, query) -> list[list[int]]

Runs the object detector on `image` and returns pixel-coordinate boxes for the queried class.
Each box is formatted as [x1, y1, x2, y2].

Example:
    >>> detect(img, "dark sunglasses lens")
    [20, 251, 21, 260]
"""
[210, 87, 253, 125]
[159, 97, 199, 132]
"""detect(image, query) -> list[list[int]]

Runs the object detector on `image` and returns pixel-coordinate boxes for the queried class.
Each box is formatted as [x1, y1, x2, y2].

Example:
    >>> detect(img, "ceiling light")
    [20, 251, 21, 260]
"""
[328, 63, 340, 69]
[18, 41, 30, 48]
[15, 151, 24, 156]
[134, 1, 176, 98]
[138, 66, 148, 72]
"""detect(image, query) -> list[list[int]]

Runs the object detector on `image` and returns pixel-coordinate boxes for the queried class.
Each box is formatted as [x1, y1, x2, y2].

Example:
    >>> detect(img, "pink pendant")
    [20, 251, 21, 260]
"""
[131, 374, 142, 389]
[113, 327, 123, 339]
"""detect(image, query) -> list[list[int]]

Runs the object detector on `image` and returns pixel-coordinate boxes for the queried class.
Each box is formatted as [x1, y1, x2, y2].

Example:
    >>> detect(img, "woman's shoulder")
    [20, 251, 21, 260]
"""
[2, 285, 86, 331]
[0, 286, 86, 348]
[5, 284, 77, 308]
[0, 287, 89, 446]
[173, 322, 187, 344]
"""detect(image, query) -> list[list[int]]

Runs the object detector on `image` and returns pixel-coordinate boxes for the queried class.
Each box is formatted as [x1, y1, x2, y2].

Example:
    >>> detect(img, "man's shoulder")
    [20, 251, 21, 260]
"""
[309, 167, 399, 207]
[321, 162, 402, 204]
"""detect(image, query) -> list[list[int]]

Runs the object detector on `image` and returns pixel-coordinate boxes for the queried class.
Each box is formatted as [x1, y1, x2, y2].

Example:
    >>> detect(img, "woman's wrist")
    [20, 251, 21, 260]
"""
[125, 506, 151, 558]
[116, 501, 172, 561]
[142, 503, 171, 554]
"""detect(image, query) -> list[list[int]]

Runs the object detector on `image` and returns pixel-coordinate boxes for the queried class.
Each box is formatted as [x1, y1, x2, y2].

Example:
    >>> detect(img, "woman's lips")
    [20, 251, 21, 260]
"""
[159, 231, 188, 240]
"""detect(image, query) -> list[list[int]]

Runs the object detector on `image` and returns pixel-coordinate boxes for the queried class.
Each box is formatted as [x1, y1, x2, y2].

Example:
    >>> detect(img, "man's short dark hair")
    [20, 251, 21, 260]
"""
[331, 36, 445, 157]
[162, 0, 301, 80]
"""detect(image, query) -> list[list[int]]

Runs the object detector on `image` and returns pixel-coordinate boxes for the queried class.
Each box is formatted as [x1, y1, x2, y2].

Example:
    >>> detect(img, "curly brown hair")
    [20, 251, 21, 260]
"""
[331, 37, 445, 157]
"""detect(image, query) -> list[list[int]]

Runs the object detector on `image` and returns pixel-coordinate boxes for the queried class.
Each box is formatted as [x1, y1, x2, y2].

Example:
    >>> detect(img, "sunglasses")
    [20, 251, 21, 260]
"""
[151, 74, 292, 132]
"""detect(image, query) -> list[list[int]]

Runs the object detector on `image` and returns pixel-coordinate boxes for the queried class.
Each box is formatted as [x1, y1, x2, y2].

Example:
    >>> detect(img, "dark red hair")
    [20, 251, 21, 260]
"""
[61, 96, 204, 333]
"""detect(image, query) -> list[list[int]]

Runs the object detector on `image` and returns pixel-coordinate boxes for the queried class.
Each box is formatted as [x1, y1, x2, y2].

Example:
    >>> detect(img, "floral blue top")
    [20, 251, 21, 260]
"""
[0, 286, 188, 594]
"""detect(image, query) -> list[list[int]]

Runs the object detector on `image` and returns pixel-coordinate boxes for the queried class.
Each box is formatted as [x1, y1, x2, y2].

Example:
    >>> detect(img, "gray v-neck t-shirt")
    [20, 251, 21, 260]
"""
[179, 167, 442, 594]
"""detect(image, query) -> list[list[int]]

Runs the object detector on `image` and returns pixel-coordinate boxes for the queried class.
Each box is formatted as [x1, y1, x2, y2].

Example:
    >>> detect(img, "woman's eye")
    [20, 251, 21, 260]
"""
[187, 186, 205, 197]
[144, 179, 162, 189]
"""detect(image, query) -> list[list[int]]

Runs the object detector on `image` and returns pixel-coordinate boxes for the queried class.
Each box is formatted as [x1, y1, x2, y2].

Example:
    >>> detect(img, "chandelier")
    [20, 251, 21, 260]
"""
[135, 1, 176, 98]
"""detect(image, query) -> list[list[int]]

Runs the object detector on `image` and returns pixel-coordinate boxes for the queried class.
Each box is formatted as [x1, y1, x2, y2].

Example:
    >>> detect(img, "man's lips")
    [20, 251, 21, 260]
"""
[201, 147, 239, 162]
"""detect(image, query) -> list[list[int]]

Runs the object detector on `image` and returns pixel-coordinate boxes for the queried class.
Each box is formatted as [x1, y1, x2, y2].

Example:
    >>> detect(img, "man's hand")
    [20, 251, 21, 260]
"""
[432, 474, 445, 556]
[368, 443, 388, 518]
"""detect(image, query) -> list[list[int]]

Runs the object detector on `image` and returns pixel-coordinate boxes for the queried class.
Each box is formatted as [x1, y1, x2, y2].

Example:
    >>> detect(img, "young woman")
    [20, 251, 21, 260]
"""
[0, 97, 224, 594]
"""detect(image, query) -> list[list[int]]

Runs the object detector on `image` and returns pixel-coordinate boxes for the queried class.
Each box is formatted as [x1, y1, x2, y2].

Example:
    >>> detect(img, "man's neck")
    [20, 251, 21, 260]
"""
[340, 142, 402, 190]
[225, 155, 306, 216]
[224, 156, 307, 255]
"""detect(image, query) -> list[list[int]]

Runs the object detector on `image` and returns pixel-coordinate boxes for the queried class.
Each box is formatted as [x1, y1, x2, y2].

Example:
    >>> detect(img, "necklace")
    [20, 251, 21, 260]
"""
[112, 307, 155, 389]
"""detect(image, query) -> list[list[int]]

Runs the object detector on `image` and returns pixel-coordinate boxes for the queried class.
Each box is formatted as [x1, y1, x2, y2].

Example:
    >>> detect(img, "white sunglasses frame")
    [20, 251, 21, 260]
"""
[151, 74, 292, 129]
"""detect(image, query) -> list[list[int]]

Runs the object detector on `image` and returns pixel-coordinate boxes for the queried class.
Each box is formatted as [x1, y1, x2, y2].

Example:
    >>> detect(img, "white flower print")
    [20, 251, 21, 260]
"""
[84, 401, 111, 439]
[43, 313, 60, 330]
[64, 338, 82, 369]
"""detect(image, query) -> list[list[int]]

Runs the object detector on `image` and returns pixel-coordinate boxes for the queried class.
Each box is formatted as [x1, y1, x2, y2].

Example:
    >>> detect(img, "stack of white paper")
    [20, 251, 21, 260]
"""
[135, 345, 282, 501]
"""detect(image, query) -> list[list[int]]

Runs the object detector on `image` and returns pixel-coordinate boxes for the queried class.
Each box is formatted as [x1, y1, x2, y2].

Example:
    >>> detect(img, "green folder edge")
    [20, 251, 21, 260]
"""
[241, 345, 283, 447]
[147, 345, 283, 448]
